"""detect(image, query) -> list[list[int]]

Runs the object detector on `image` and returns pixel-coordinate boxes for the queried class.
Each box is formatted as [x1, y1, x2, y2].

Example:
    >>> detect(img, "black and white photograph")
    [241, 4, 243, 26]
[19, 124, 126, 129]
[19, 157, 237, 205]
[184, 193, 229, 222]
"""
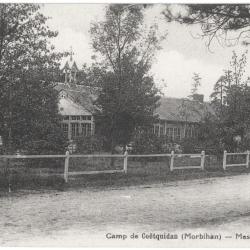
[1, 1, 250, 247]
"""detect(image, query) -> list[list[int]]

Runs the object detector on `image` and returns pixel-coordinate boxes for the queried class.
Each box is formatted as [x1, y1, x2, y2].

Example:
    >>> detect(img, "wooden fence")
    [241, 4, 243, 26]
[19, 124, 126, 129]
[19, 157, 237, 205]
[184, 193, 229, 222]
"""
[0, 152, 126, 183]
[0, 150, 208, 183]
[1, 150, 250, 184]
[222, 150, 250, 170]
[169, 151, 205, 171]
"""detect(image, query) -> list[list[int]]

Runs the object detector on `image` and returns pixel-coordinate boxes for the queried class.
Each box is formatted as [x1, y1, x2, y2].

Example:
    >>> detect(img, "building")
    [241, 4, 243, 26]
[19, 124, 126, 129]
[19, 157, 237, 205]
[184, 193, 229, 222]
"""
[55, 56, 98, 140]
[56, 56, 212, 142]
[154, 95, 213, 141]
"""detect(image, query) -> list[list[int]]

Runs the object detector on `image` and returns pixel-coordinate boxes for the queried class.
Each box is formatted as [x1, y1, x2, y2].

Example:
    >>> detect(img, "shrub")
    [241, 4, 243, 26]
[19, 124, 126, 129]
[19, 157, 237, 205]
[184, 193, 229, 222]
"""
[132, 132, 170, 154]
[180, 138, 197, 154]
[75, 135, 105, 154]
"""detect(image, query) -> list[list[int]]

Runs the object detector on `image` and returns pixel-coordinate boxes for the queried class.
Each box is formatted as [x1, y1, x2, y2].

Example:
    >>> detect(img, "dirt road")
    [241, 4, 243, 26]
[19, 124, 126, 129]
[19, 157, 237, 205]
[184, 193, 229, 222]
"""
[2, 174, 250, 247]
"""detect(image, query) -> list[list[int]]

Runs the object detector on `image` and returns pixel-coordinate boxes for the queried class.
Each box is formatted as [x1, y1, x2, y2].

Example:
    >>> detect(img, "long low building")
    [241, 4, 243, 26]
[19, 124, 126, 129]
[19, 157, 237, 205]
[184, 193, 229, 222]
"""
[57, 57, 212, 142]
[154, 95, 212, 141]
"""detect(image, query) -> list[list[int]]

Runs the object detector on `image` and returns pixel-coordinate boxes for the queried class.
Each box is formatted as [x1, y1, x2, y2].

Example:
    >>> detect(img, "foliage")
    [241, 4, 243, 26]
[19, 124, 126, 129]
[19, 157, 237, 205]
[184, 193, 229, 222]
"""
[210, 51, 250, 152]
[163, 4, 250, 47]
[197, 114, 222, 155]
[90, 4, 166, 151]
[0, 4, 67, 154]
[177, 73, 203, 141]
[75, 135, 105, 154]
[76, 63, 106, 87]
[179, 115, 221, 155]
[180, 137, 197, 154]
[131, 131, 169, 154]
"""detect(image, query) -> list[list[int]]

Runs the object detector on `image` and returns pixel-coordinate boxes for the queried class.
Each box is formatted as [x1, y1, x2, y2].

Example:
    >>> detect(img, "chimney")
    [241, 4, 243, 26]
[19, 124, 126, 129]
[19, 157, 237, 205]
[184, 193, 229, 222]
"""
[192, 94, 204, 103]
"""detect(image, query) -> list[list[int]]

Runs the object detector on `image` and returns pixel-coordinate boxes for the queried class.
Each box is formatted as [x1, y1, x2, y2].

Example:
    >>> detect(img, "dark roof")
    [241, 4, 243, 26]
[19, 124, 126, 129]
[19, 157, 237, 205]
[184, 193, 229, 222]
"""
[55, 82, 99, 113]
[55, 83, 214, 122]
[156, 97, 214, 123]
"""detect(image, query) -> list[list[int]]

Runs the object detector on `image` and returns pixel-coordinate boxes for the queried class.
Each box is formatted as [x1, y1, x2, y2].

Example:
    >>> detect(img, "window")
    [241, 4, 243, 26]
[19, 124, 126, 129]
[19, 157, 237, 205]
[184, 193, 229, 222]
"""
[174, 127, 181, 141]
[81, 115, 92, 121]
[71, 123, 80, 137]
[167, 127, 180, 141]
[160, 125, 164, 136]
[61, 123, 68, 137]
[63, 116, 69, 120]
[167, 128, 173, 140]
[81, 123, 91, 136]
[185, 125, 195, 138]
[154, 124, 160, 136]
[190, 126, 193, 138]
[71, 116, 80, 120]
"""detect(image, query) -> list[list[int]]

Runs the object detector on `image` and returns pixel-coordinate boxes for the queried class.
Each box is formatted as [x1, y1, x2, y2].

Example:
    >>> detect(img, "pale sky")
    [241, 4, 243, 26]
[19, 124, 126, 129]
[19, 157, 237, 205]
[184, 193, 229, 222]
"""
[41, 4, 250, 101]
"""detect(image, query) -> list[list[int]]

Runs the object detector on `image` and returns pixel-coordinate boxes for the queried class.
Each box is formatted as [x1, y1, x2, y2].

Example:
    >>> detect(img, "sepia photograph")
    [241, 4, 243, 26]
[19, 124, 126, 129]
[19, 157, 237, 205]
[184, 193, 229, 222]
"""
[1, 1, 250, 247]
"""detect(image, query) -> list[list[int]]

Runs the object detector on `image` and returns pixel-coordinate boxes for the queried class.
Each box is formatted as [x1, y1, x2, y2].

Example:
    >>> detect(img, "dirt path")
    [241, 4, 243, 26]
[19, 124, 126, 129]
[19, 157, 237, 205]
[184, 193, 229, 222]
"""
[2, 174, 250, 247]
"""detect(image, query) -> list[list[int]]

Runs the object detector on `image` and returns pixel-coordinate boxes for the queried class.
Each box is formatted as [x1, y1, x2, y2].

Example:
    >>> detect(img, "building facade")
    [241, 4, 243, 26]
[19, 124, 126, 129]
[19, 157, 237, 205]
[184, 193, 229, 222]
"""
[57, 56, 212, 142]
[153, 95, 211, 141]
[56, 57, 97, 140]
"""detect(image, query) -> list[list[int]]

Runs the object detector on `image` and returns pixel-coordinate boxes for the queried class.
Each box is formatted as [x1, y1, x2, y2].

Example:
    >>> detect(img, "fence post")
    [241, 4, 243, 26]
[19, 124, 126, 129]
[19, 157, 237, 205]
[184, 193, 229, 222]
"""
[64, 151, 70, 183]
[246, 150, 250, 168]
[123, 150, 128, 174]
[223, 150, 227, 170]
[170, 151, 174, 172]
[201, 151, 205, 170]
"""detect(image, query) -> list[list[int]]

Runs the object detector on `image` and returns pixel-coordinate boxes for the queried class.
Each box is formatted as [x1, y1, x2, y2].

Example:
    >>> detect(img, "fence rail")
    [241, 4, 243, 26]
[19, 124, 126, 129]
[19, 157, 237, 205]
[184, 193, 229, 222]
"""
[1, 149, 250, 183]
[0, 155, 66, 159]
[170, 151, 205, 171]
[0, 151, 206, 182]
[223, 150, 250, 170]
[128, 154, 170, 157]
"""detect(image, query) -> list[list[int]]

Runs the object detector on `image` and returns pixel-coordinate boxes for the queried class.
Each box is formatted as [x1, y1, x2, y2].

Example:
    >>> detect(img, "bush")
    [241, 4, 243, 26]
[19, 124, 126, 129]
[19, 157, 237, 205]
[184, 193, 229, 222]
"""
[20, 132, 67, 169]
[180, 137, 223, 156]
[180, 138, 197, 154]
[75, 135, 105, 154]
[132, 132, 170, 154]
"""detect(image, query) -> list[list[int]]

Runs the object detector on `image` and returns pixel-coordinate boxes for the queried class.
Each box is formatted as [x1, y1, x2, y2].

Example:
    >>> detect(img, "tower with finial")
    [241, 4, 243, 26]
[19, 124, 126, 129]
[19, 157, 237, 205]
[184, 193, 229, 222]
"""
[62, 46, 79, 86]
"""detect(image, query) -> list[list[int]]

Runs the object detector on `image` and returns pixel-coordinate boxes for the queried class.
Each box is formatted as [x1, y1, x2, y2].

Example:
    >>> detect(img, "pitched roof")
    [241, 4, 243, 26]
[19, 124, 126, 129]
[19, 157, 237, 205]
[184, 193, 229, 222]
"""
[55, 82, 99, 114]
[55, 83, 214, 122]
[156, 97, 214, 123]
[58, 98, 91, 116]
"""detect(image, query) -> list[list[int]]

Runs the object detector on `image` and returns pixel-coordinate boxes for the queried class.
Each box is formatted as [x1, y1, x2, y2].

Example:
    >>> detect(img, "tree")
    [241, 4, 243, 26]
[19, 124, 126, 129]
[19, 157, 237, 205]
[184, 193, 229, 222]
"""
[90, 4, 166, 152]
[163, 4, 250, 47]
[77, 63, 107, 87]
[211, 51, 249, 114]
[210, 50, 250, 152]
[0, 4, 67, 154]
[210, 72, 230, 117]
[178, 73, 202, 140]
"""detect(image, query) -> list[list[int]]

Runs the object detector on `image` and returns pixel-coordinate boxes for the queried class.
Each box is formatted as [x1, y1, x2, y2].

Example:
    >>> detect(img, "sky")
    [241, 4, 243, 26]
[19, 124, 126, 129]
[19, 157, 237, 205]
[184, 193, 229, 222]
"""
[41, 4, 250, 101]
